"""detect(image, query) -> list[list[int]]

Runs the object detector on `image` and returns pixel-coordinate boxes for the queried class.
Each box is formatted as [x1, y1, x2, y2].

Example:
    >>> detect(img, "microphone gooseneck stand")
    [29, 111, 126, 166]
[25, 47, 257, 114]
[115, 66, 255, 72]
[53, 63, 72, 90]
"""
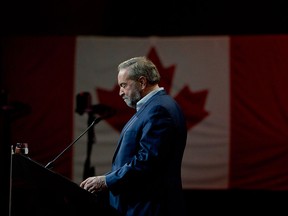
[44, 116, 102, 170]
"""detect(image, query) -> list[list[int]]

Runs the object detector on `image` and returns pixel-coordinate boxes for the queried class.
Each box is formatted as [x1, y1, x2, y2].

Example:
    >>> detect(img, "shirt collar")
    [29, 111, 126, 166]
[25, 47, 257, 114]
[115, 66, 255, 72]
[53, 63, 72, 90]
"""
[136, 87, 164, 112]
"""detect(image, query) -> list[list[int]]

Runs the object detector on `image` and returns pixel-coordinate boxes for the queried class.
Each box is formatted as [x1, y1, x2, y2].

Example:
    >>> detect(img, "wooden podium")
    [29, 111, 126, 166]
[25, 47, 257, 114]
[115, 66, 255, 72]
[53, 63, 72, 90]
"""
[11, 154, 117, 216]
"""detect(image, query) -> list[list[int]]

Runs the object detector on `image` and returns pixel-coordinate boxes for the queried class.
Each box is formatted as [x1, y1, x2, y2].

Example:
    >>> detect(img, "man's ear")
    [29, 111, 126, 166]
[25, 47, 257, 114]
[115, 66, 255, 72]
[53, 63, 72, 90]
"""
[138, 76, 147, 88]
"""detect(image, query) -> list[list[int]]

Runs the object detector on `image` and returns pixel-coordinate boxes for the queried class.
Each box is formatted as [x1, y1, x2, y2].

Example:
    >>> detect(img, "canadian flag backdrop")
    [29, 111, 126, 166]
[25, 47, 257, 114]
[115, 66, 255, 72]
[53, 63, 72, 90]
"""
[3, 35, 288, 190]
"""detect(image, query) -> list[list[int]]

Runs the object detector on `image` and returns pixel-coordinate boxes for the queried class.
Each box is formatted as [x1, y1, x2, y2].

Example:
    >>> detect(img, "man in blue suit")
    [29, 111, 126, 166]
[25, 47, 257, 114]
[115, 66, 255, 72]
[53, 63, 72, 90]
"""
[80, 56, 187, 216]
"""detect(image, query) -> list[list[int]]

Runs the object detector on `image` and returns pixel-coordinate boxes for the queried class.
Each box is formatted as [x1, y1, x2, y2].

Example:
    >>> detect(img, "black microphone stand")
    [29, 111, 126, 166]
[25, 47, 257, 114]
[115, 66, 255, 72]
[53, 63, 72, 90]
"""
[83, 112, 96, 180]
[75, 91, 116, 180]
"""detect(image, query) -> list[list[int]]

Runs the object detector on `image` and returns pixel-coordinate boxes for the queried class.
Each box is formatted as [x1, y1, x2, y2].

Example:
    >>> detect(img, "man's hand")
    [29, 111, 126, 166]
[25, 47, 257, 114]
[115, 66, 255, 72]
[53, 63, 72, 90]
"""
[80, 175, 107, 194]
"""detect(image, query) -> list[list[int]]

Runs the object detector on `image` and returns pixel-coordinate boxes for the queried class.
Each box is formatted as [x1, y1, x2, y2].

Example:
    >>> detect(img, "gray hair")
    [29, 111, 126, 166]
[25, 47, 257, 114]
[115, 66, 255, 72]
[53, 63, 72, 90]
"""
[118, 56, 160, 85]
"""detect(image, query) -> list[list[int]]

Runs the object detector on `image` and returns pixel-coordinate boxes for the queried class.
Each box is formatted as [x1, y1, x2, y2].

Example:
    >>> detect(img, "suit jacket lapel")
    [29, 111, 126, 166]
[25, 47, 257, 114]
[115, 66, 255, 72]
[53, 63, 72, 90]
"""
[112, 113, 137, 162]
[111, 90, 166, 162]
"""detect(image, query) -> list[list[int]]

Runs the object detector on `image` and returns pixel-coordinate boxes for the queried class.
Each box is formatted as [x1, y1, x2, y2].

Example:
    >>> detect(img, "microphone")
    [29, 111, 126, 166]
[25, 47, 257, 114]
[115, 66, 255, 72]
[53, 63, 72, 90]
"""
[44, 117, 102, 169]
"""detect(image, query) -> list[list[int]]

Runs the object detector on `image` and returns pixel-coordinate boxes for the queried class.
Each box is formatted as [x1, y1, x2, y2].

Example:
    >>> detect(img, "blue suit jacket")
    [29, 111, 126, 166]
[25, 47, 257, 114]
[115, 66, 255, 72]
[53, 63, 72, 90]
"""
[105, 90, 187, 216]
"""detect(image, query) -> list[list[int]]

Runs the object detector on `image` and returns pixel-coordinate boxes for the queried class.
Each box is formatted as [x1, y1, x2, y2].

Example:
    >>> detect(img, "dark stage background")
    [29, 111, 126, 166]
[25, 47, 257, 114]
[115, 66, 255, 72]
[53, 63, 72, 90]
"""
[1, 1, 288, 36]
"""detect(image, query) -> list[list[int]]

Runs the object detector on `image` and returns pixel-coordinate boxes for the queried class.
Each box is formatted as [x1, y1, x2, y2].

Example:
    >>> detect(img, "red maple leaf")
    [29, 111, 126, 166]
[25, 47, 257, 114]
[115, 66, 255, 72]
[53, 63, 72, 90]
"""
[174, 85, 209, 129]
[96, 47, 209, 132]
